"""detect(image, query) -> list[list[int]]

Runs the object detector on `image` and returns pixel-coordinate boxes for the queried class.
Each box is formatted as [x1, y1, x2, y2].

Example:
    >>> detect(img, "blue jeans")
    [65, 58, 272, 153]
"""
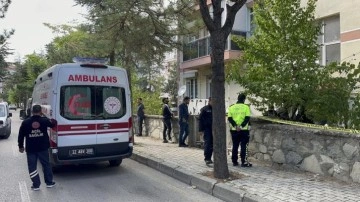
[26, 150, 53, 187]
[162, 119, 172, 140]
[179, 122, 189, 145]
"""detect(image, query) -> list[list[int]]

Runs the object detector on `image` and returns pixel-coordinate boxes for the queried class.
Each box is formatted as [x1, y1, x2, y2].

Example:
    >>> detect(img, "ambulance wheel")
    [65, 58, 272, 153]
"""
[109, 159, 122, 167]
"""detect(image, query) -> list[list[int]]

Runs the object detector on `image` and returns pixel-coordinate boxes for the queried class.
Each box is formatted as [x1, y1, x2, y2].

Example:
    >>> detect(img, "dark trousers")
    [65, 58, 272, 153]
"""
[203, 128, 213, 161]
[138, 116, 144, 135]
[162, 119, 172, 140]
[26, 150, 53, 187]
[179, 122, 189, 145]
[230, 130, 250, 164]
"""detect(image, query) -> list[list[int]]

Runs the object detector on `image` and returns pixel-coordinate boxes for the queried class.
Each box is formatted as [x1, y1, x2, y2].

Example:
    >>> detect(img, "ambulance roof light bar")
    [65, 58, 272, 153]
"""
[72, 57, 108, 64]
[73, 57, 108, 68]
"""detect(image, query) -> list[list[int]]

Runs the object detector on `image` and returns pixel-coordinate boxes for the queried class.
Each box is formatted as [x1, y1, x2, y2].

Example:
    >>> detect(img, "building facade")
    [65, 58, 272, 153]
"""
[178, 0, 360, 115]
[179, 0, 254, 114]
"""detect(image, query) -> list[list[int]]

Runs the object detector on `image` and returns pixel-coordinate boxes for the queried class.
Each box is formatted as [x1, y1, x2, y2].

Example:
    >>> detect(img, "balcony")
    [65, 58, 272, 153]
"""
[182, 31, 246, 62]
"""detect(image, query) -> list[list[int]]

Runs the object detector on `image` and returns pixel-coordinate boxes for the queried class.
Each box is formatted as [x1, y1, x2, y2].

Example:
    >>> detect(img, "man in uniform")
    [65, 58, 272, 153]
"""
[227, 93, 252, 167]
[18, 105, 57, 191]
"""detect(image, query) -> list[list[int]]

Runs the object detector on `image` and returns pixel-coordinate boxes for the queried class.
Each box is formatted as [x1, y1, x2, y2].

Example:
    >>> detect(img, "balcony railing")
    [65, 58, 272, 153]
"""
[183, 31, 247, 62]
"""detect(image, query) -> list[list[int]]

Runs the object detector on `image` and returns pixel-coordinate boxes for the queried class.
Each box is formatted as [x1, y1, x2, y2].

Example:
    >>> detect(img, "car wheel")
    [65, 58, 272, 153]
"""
[109, 159, 122, 167]
[3, 127, 11, 139]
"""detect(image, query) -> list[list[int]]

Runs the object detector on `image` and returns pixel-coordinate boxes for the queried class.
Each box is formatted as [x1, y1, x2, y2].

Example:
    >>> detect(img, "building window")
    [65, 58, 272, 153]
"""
[247, 7, 255, 37]
[319, 15, 340, 65]
[206, 76, 212, 98]
[186, 78, 198, 99]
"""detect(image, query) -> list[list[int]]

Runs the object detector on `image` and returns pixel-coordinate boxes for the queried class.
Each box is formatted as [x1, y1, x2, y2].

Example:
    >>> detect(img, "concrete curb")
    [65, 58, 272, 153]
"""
[131, 151, 268, 202]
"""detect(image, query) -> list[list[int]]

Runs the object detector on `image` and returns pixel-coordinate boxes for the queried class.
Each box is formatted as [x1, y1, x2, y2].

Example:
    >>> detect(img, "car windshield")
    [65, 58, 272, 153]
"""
[0, 106, 5, 117]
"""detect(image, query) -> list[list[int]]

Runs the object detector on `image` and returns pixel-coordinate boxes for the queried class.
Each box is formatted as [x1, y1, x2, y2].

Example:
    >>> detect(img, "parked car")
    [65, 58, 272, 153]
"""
[0, 102, 12, 139]
[9, 104, 16, 111]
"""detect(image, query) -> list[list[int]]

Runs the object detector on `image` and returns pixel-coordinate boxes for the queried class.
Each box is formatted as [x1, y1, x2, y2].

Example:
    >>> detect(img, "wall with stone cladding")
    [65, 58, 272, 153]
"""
[249, 118, 360, 183]
[135, 115, 360, 183]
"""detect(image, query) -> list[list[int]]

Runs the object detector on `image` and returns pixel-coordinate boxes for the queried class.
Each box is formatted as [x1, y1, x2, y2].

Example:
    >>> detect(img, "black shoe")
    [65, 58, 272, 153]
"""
[179, 144, 188, 147]
[46, 182, 56, 188]
[233, 162, 239, 166]
[31, 186, 40, 191]
[163, 140, 168, 143]
[241, 163, 252, 167]
[136, 134, 142, 137]
[205, 160, 213, 165]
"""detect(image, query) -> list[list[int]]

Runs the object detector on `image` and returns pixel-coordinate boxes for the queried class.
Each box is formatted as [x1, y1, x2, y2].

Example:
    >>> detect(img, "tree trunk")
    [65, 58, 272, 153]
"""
[211, 31, 230, 179]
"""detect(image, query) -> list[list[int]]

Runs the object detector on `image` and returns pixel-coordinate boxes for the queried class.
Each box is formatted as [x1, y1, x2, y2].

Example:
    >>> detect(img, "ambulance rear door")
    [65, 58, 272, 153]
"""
[94, 67, 129, 153]
[56, 64, 97, 158]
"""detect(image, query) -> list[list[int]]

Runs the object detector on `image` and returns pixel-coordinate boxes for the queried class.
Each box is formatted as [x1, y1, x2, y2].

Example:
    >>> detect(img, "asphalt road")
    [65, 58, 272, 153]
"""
[0, 110, 223, 202]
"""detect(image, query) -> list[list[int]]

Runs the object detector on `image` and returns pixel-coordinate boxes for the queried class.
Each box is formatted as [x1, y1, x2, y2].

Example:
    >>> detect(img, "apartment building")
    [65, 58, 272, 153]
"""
[179, 0, 253, 114]
[179, 0, 360, 114]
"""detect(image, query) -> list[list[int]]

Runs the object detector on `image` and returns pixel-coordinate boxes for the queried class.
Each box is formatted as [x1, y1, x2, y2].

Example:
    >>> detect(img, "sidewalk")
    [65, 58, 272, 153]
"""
[131, 137, 360, 202]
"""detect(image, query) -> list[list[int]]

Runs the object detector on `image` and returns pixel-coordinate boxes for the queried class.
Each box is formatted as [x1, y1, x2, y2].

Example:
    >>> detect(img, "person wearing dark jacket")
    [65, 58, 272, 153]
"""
[18, 105, 57, 191]
[227, 93, 252, 167]
[162, 98, 173, 143]
[136, 98, 145, 136]
[199, 97, 213, 165]
[178, 96, 190, 147]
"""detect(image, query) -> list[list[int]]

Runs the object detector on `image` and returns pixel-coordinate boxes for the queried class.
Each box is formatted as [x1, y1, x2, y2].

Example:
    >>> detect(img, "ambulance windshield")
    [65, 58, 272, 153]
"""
[59, 85, 126, 120]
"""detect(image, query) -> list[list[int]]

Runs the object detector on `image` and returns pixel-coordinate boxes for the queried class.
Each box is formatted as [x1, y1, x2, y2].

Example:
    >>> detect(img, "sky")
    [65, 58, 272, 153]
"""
[0, 0, 88, 62]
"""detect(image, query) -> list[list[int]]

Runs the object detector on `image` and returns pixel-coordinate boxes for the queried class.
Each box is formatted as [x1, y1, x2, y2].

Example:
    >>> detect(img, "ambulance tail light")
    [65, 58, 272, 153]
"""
[128, 117, 134, 144]
[49, 129, 58, 148]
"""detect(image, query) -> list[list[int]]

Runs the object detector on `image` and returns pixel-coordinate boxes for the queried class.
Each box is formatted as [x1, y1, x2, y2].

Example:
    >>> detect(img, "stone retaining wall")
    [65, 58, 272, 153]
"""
[134, 115, 360, 183]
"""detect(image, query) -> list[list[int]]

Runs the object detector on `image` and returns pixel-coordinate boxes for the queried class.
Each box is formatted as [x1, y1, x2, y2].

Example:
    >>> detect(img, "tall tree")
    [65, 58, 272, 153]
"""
[73, 0, 196, 67]
[0, 0, 13, 82]
[199, 0, 247, 179]
[228, 0, 321, 122]
[45, 24, 107, 66]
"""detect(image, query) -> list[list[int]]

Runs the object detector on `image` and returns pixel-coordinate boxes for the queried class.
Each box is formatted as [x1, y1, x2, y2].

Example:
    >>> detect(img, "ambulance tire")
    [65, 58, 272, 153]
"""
[109, 159, 122, 167]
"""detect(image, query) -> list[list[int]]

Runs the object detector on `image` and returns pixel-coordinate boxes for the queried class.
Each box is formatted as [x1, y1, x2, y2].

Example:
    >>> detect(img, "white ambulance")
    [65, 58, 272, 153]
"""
[31, 58, 133, 167]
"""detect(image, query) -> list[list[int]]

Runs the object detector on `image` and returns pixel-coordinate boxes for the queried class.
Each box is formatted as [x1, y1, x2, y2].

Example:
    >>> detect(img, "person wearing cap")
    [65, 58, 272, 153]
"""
[18, 105, 57, 191]
[162, 97, 173, 143]
[227, 93, 252, 167]
[178, 96, 190, 147]
[199, 97, 213, 165]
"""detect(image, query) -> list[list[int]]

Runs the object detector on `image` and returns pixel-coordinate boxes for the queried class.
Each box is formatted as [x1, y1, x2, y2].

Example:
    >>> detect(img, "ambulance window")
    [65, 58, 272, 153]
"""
[60, 85, 126, 120]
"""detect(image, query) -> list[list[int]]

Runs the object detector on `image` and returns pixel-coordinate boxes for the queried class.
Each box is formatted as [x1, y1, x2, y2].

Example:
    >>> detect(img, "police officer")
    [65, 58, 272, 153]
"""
[199, 97, 213, 165]
[227, 93, 252, 167]
[18, 105, 57, 191]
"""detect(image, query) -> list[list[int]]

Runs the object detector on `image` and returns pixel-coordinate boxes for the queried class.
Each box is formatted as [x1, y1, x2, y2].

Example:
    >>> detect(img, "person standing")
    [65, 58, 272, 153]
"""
[227, 93, 252, 167]
[162, 97, 173, 143]
[136, 98, 145, 136]
[18, 105, 57, 191]
[199, 97, 213, 165]
[178, 96, 190, 147]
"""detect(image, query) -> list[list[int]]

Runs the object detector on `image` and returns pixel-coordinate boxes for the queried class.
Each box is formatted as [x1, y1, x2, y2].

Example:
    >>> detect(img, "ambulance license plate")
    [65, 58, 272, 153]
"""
[69, 148, 94, 156]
